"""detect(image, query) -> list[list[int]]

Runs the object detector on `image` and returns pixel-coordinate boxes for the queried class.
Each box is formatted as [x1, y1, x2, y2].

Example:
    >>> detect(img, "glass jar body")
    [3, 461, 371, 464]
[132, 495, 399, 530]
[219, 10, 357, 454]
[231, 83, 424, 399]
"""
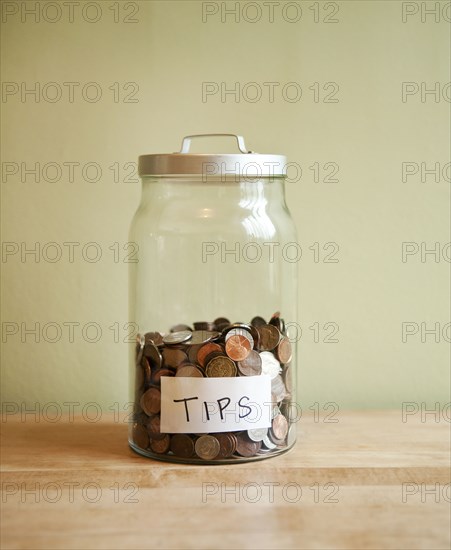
[129, 175, 298, 463]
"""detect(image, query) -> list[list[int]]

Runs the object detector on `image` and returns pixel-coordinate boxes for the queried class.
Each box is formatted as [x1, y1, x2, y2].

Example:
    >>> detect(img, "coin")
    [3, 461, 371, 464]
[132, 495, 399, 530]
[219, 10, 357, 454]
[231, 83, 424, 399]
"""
[205, 356, 237, 377]
[146, 415, 165, 440]
[163, 330, 192, 345]
[141, 356, 152, 385]
[269, 312, 285, 334]
[151, 367, 174, 385]
[262, 434, 277, 450]
[235, 432, 262, 457]
[215, 433, 236, 458]
[170, 324, 192, 333]
[162, 348, 188, 369]
[170, 434, 195, 458]
[132, 423, 149, 449]
[283, 365, 293, 394]
[184, 330, 215, 346]
[225, 327, 254, 349]
[193, 321, 216, 331]
[197, 342, 223, 368]
[213, 317, 231, 331]
[237, 350, 262, 376]
[271, 374, 287, 402]
[188, 344, 202, 364]
[276, 336, 292, 364]
[247, 427, 268, 442]
[250, 316, 266, 328]
[136, 333, 145, 365]
[225, 335, 251, 361]
[176, 364, 204, 377]
[150, 434, 171, 454]
[140, 387, 161, 415]
[144, 331, 164, 348]
[257, 324, 281, 351]
[143, 342, 163, 369]
[195, 435, 220, 460]
[260, 351, 282, 379]
[272, 414, 289, 440]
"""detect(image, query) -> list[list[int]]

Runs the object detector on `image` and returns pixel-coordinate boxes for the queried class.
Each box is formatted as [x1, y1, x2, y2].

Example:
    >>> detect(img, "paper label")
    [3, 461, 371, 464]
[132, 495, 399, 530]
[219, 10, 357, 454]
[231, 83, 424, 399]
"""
[160, 376, 272, 434]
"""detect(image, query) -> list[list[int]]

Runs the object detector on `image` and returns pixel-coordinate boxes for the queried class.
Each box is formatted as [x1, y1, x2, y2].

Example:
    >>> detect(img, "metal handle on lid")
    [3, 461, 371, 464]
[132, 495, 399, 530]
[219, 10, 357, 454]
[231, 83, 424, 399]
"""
[178, 134, 253, 154]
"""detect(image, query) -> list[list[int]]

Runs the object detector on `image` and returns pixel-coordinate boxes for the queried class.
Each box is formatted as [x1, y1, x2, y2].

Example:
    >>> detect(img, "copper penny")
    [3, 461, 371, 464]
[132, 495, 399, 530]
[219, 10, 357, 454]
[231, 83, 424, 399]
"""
[162, 348, 188, 369]
[257, 324, 281, 351]
[188, 344, 202, 364]
[150, 434, 171, 454]
[283, 365, 293, 394]
[147, 415, 165, 440]
[144, 331, 163, 349]
[225, 334, 251, 361]
[193, 321, 216, 331]
[132, 423, 149, 449]
[213, 317, 231, 331]
[197, 342, 223, 368]
[237, 350, 262, 376]
[151, 367, 174, 385]
[272, 414, 289, 440]
[176, 364, 204, 377]
[143, 341, 163, 368]
[140, 387, 161, 415]
[250, 316, 266, 328]
[215, 433, 236, 458]
[136, 333, 145, 365]
[195, 435, 220, 460]
[276, 336, 292, 364]
[205, 356, 237, 377]
[235, 432, 262, 457]
[170, 434, 195, 458]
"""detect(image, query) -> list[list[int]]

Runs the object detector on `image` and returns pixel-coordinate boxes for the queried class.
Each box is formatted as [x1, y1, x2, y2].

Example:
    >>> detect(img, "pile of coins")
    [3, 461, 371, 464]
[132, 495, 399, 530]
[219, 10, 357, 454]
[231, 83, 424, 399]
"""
[131, 312, 295, 462]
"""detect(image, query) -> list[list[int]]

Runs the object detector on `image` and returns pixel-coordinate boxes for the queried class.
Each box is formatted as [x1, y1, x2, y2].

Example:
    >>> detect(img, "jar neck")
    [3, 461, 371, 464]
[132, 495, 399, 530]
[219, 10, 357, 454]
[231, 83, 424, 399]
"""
[139, 176, 288, 206]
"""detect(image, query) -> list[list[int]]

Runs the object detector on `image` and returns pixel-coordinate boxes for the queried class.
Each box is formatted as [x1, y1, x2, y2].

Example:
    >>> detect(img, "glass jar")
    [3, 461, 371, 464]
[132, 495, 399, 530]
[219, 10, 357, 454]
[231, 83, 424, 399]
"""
[129, 134, 298, 464]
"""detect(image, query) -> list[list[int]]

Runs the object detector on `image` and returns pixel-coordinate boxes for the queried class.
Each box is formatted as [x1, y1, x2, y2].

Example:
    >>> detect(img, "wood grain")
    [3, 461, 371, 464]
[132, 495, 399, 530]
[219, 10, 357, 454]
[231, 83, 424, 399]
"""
[1, 411, 449, 550]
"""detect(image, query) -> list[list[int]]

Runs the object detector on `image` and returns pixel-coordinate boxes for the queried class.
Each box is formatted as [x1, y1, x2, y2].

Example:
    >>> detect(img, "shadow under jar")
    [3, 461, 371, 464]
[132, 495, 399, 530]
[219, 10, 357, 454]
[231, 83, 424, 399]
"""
[129, 134, 299, 464]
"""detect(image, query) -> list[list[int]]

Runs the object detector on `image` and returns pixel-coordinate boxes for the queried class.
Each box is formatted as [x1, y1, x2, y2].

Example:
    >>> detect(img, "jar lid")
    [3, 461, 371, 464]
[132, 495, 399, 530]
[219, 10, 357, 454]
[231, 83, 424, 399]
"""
[138, 134, 287, 177]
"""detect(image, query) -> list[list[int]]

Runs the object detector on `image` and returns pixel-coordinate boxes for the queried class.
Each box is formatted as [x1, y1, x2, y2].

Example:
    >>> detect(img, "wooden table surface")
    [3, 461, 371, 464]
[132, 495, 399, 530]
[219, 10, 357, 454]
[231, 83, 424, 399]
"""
[1, 411, 449, 550]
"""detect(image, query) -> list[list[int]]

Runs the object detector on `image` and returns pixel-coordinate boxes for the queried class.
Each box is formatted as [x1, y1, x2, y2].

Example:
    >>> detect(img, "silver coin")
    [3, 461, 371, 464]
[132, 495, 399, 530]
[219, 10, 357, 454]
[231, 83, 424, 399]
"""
[247, 427, 268, 442]
[184, 330, 216, 346]
[262, 435, 277, 449]
[225, 327, 254, 349]
[271, 374, 287, 403]
[135, 333, 145, 366]
[260, 351, 281, 379]
[162, 331, 192, 345]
